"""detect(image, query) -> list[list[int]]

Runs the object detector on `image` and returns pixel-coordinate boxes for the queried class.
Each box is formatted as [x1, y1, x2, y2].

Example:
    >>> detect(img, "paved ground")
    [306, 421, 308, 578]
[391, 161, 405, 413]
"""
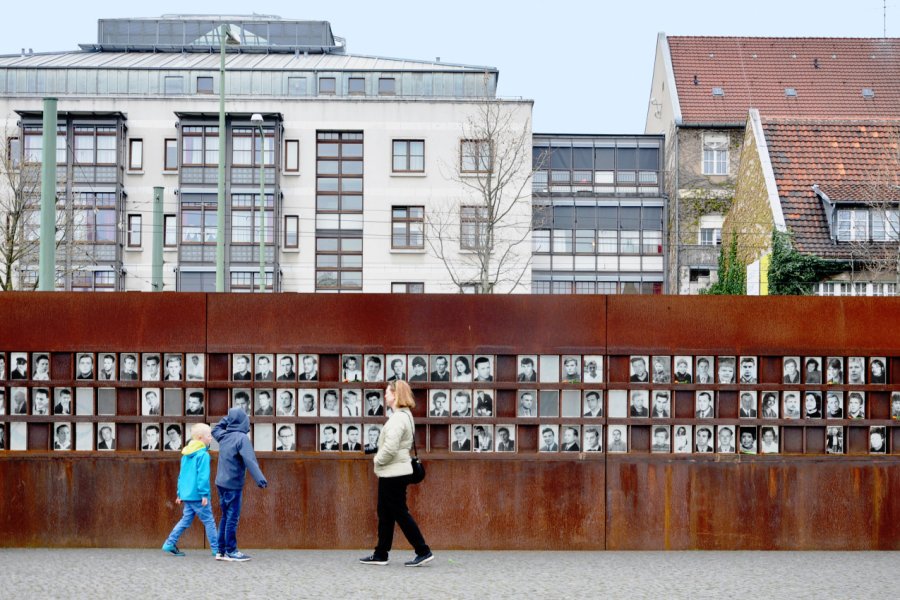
[0, 548, 895, 598]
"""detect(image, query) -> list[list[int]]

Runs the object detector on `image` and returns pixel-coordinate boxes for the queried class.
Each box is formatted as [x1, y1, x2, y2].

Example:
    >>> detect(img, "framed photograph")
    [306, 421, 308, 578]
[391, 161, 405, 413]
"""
[451, 355, 472, 383]
[760, 392, 779, 418]
[91, 353, 114, 381]
[275, 389, 295, 417]
[539, 390, 559, 417]
[298, 354, 319, 381]
[738, 391, 758, 418]
[695, 356, 714, 384]
[561, 355, 581, 383]
[674, 425, 693, 453]
[891, 392, 900, 420]
[651, 425, 671, 453]
[495, 425, 517, 452]
[30, 388, 49, 415]
[231, 354, 252, 381]
[870, 426, 888, 454]
[607, 425, 628, 453]
[160, 354, 181, 381]
[275, 424, 295, 451]
[381, 354, 404, 382]
[539, 355, 560, 383]
[231, 389, 251, 414]
[474, 389, 493, 417]
[804, 391, 823, 419]
[651, 356, 671, 384]
[825, 391, 843, 419]
[97, 423, 116, 450]
[364, 390, 384, 416]
[254, 354, 275, 382]
[75, 353, 95, 380]
[298, 391, 318, 417]
[341, 424, 362, 451]
[629, 355, 650, 383]
[695, 390, 715, 418]
[517, 390, 537, 417]
[782, 356, 801, 384]
[185, 389, 205, 416]
[10, 387, 28, 415]
[364, 424, 382, 453]
[186, 353, 205, 381]
[0, 351, 6, 380]
[717, 356, 736, 384]
[319, 424, 340, 451]
[428, 390, 449, 417]
[119, 353, 140, 380]
[538, 424, 560, 452]
[650, 390, 671, 418]
[673, 356, 692, 384]
[9, 352, 28, 380]
[429, 355, 451, 382]
[847, 356, 866, 384]
[825, 356, 844, 384]
[826, 426, 844, 455]
[363, 354, 384, 383]
[341, 354, 362, 383]
[163, 423, 183, 451]
[341, 389, 362, 417]
[759, 426, 779, 454]
[253, 390, 274, 416]
[451, 390, 472, 417]
[473, 355, 495, 382]
[53, 423, 73, 451]
[560, 425, 581, 452]
[473, 424, 494, 452]
[629, 390, 649, 417]
[78, 388, 97, 415]
[275, 354, 296, 382]
[870, 357, 887, 384]
[141, 353, 161, 381]
[782, 391, 801, 419]
[0, 388, 5, 415]
[408, 355, 428, 382]
[31, 353, 51, 381]
[320, 389, 340, 417]
[0, 423, 5, 450]
[717, 425, 736, 453]
[142, 389, 161, 416]
[451, 424, 472, 452]
[847, 391, 866, 419]
[53, 388, 73, 415]
[738, 426, 758, 454]
[583, 390, 603, 417]
[583, 426, 602, 452]
[141, 423, 161, 451]
[695, 425, 714, 452]
[512, 355, 538, 383]
[583, 355, 603, 384]
[253, 424, 272, 452]
[804, 357, 823, 384]
[738, 356, 757, 384]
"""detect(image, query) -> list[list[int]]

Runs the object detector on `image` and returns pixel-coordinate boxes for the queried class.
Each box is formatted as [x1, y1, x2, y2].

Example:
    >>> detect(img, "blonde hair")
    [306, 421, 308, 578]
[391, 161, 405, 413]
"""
[389, 380, 416, 409]
[191, 423, 211, 440]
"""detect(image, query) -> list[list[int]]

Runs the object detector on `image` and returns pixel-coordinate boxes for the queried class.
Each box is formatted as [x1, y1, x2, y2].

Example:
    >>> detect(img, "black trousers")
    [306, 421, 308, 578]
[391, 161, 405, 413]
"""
[374, 475, 430, 558]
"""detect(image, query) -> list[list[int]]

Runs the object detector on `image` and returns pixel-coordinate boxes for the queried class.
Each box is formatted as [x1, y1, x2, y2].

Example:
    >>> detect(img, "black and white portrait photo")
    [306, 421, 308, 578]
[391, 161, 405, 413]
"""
[607, 425, 627, 453]
[97, 423, 116, 450]
[341, 354, 362, 382]
[804, 357, 823, 384]
[364, 354, 384, 383]
[255, 354, 274, 382]
[629, 355, 650, 383]
[826, 356, 844, 384]
[54, 423, 72, 451]
[759, 426, 779, 454]
[231, 354, 252, 381]
[738, 356, 757, 384]
[120, 353, 139, 380]
[495, 425, 517, 452]
[517, 390, 537, 417]
[365, 390, 384, 416]
[408, 355, 428, 382]
[141, 423, 161, 451]
[32, 388, 50, 415]
[583, 390, 603, 417]
[695, 426, 714, 452]
[717, 425, 736, 453]
[561, 356, 581, 383]
[139, 353, 160, 382]
[9, 352, 28, 380]
[783, 391, 801, 419]
[738, 426, 757, 455]
[475, 390, 493, 417]
[650, 390, 671, 418]
[320, 389, 340, 417]
[539, 425, 560, 452]
[142, 389, 162, 416]
[276, 354, 296, 382]
[695, 390, 715, 418]
[847, 356, 865, 385]
[870, 357, 887, 384]
[276, 425, 296, 451]
[0, 351, 6, 380]
[474, 424, 494, 452]
[869, 426, 888, 454]
[583, 426, 602, 452]
[186, 353, 205, 381]
[298, 391, 318, 417]
[299, 354, 319, 381]
[761, 392, 780, 418]
[651, 356, 671, 384]
[674, 425, 692, 453]
[694, 356, 714, 384]
[75, 353, 95, 380]
[429, 390, 450, 417]
[232, 389, 251, 414]
[717, 356, 736, 384]
[473, 355, 494, 382]
[386, 355, 407, 382]
[847, 392, 865, 419]
[739, 391, 758, 418]
[276, 389, 295, 417]
[429, 355, 451, 382]
[515, 355, 538, 382]
[254, 390, 274, 416]
[673, 356, 692, 383]
[0, 388, 6, 415]
[629, 390, 649, 417]
[342, 424, 362, 451]
[783, 357, 801, 384]
[561, 425, 581, 451]
[164, 354, 183, 381]
[94, 353, 115, 381]
[185, 390, 205, 416]
[342, 389, 362, 417]
[452, 390, 472, 417]
[892, 392, 900, 420]
[583, 355, 603, 383]
[826, 426, 844, 454]
[164, 424, 183, 451]
[804, 391, 823, 419]
[10, 387, 28, 415]
[54, 388, 73, 415]
[452, 355, 473, 382]
[651, 425, 670, 453]
[31, 353, 51, 381]
[364, 425, 382, 453]
[826, 391, 843, 419]
[320, 424, 340, 452]
[451, 424, 472, 452]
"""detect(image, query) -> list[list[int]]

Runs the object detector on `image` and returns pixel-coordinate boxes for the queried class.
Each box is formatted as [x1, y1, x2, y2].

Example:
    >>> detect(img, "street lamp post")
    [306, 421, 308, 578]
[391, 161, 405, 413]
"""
[216, 23, 240, 292]
[250, 113, 266, 292]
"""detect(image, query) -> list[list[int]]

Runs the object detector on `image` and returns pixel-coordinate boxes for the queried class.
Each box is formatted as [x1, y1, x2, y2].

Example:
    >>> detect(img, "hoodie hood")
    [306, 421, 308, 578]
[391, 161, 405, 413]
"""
[224, 407, 250, 434]
[181, 439, 208, 456]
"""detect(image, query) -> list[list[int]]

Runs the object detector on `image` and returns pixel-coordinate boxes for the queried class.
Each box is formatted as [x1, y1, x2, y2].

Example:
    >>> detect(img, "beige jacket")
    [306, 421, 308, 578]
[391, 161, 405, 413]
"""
[374, 408, 414, 478]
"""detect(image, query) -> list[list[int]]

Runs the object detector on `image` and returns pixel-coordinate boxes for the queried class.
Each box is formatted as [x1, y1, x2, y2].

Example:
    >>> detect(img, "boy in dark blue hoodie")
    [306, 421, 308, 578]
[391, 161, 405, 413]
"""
[212, 407, 267, 562]
[162, 423, 218, 556]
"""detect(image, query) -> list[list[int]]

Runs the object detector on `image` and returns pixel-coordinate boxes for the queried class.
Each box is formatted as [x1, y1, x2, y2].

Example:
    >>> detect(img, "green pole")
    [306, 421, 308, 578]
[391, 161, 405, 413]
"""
[216, 24, 227, 292]
[38, 97, 58, 291]
[258, 122, 265, 292]
[152, 186, 164, 291]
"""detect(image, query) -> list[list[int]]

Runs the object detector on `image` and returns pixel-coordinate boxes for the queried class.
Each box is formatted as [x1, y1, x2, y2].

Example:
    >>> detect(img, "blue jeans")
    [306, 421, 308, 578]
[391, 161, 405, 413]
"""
[164, 500, 218, 552]
[216, 486, 243, 554]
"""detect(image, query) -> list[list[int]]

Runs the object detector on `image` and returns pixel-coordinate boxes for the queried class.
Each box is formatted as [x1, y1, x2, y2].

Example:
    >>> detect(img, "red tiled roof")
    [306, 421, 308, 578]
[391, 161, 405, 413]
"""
[669, 37, 900, 124]
[761, 117, 900, 258]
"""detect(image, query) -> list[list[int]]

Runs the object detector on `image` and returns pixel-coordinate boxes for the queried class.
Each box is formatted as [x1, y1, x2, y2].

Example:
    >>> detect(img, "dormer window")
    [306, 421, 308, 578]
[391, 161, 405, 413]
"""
[836, 208, 899, 242]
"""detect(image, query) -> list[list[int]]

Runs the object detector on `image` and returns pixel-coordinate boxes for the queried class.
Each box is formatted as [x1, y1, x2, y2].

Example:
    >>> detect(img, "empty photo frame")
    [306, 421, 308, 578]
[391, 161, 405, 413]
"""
[77, 387, 96, 416]
[253, 423, 273, 452]
[539, 355, 560, 383]
[561, 389, 582, 417]
[539, 390, 560, 417]
[164, 388, 184, 416]
[608, 390, 628, 418]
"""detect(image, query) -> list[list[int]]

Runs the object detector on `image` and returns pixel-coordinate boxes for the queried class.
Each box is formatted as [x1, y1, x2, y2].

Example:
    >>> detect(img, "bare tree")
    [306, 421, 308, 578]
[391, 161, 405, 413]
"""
[427, 101, 539, 293]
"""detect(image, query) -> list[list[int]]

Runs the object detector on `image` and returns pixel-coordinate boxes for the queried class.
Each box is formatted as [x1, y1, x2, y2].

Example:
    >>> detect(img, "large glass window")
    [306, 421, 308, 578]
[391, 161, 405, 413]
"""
[182, 126, 218, 166]
[231, 194, 274, 244]
[23, 126, 66, 164]
[316, 236, 362, 290]
[392, 206, 424, 249]
[392, 140, 424, 172]
[461, 139, 491, 173]
[232, 127, 274, 166]
[73, 193, 116, 243]
[181, 196, 217, 244]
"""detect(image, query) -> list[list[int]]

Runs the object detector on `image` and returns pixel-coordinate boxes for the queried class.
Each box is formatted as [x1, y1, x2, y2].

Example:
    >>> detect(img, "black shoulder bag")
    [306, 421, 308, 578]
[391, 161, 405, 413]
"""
[404, 412, 426, 484]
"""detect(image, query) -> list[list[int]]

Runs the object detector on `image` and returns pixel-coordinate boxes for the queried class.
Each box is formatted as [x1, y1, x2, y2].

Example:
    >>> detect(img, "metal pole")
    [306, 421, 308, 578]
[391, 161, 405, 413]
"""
[258, 122, 265, 292]
[216, 24, 227, 292]
[152, 186, 164, 291]
[38, 97, 58, 291]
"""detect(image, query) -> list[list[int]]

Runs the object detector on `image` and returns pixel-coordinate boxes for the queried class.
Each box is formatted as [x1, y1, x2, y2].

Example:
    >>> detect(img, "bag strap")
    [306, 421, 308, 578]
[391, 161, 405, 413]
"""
[402, 411, 418, 458]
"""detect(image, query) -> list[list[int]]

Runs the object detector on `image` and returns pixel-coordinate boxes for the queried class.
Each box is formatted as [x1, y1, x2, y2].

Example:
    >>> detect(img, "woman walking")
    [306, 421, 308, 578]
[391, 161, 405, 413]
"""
[360, 380, 433, 567]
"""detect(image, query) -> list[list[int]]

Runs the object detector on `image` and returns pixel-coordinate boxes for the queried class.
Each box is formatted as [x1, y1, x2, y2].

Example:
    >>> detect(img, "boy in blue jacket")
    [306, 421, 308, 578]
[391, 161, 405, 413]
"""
[162, 423, 218, 556]
[212, 407, 267, 562]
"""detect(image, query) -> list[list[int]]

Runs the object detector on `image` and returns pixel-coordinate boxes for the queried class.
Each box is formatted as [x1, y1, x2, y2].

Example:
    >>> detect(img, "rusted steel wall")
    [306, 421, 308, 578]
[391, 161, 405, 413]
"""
[0, 293, 898, 550]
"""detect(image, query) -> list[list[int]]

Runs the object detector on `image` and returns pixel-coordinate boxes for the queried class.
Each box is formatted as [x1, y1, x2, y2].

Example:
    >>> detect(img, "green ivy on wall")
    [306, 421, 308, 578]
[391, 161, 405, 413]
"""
[768, 230, 847, 295]
[702, 235, 745, 295]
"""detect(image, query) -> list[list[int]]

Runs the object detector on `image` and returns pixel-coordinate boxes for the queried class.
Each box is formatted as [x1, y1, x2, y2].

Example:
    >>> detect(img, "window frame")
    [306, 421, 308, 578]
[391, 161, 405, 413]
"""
[128, 138, 143, 171]
[318, 77, 336, 95]
[460, 139, 492, 173]
[126, 214, 142, 248]
[284, 139, 299, 173]
[460, 205, 489, 250]
[348, 77, 366, 95]
[284, 215, 299, 249]
[164, 214, 177, 247]
[196, 76, 214, 95]
[392, 282, 424, 293]
[702, 133, 729, 176]
[392, 139, 425, 173]
[164, 138, 178, 171]
[391, 206, 425, 249]
[378, 77, 396, 95]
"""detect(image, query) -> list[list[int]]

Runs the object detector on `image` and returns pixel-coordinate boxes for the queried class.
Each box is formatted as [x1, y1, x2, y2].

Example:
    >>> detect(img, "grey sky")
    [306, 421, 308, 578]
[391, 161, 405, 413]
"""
[4, 1, 892, 133]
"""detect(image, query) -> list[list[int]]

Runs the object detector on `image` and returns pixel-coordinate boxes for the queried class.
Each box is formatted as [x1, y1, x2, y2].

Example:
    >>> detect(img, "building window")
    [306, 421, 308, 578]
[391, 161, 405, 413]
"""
[196, 76, 214, 94]
[232, 127, 274, 166]
[73, 270, 116, 292]
[181, 197, 217, 244]
[552, 230, 573, 253]
[127, 214, 142, 247]
[837, 208, 900, 242]
[392, 206, 424, 249]
[597, 282, 618, 294]
[288, 77, 307, 96]
[575, 230, 595, 254]
[460, 205, 488, 250]
[378, 78, 396, 95]
[642, 230, 663, 254]
[23, 125, 66, 164]
[598, 230, 617, 254]
[873, 282, 897, 296]
[532, 230, 550, 253]
[164, 139, 178, 171]
[316, 236, 362, 290]
[74, 126, 116, 165]
[319, 77, 336, 95]
[461, 139, 492, 173]
[182, 126, 218, 166]
[348, 77, 365, 94]
[164, 76, 184, 95]
[392, 140, 424, 173]
[392, 282, 424, 293]
[7, 137, 20, 169]
[230, 271, 273, 293]
[128, 139, 143, 170]
[619, 231, 640, 254]
[699, 227, 722, 246]
[164, 214, 177, 247]
[284, 140, 299, 172]
[231, 194, 274, 244]
[73, 193, 116, 243]
[284, 215, 299, 249]
[702, 133, 728, 175]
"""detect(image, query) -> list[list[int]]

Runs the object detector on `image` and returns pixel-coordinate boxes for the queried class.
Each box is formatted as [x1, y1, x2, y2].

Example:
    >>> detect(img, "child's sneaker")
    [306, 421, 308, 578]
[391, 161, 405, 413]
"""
[162, 543, 185, 557]
[226, 551, 251, 562]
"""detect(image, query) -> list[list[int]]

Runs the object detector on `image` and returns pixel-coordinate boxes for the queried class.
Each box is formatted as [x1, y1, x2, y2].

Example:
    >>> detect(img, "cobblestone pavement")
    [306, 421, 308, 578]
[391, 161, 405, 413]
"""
[0, 548, 895, 599]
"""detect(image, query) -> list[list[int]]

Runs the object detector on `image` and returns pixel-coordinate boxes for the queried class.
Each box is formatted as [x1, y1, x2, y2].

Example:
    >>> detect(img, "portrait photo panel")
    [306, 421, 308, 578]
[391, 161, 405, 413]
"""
[320, 424, 340, 452]
[163, 353, 183, 381]
[97, 422, 116, 450]
[517, 390, 537, 417]
[142, 353, 161, 381]
[429, 390, 450, 417]
[186, 353, 205, 381]
[607, 425, 628, 453]
[232, 389, 252, 414]
[673, 356, 693, 384]
[429, 354, 451, 382]
[695, 425, 714, 452]
[275, 354, 296, 382]
[495, 425, 517, 452]
[386, 355, 407, 382]
[342, 424, 363, 452]
[651, 356, 671, 384]
[341, 354, 362, 383]
[473, 424, 494, 452]
[583, 355, 603, 384]
[583, 425, 603, 452]
[451, 355, 473, 383]
[473, 355, 495, 382]
[298, 390, 318, 417]
[673, 425, 693, 453]
[695, 356, 714, 384]
[561, 355, 581, 383]
[364, 389, 384, 417]
[516, 355, 538, 383]
[538, 424, 560, 452]
[450, 424, 472, 452]
[363, 354, 385, 383]
[275, 389, 295, 417]
[119, 353, 140, 380]
[583, 390, 603, 417]
[31, 352, 51, 381]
